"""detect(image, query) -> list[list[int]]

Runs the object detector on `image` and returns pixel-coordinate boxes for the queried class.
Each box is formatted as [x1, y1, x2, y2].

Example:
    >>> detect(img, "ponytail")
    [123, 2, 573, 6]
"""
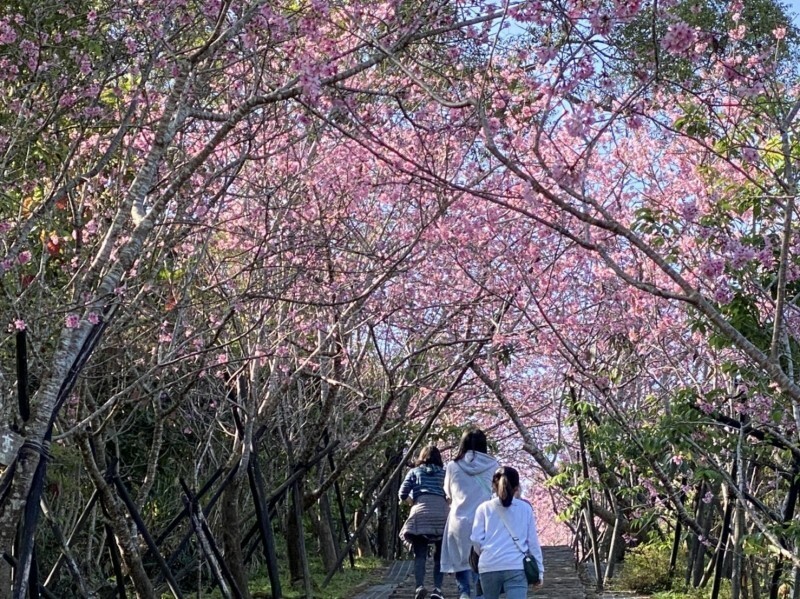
[492, 466, 520, 507]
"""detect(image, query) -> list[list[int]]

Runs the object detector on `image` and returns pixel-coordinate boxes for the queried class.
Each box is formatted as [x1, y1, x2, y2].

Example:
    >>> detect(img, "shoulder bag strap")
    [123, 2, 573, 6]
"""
[456, 461, 493, 496]
[496, 503, 528, 556]
[474, 474, 492, 495]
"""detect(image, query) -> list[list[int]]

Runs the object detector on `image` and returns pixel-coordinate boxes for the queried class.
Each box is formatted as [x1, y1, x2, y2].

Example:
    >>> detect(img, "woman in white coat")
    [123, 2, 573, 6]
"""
[440, 429, 499, 599]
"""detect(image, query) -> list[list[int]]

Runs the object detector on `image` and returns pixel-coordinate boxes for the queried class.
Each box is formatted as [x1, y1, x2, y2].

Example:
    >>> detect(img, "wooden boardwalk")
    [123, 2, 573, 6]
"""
[355, 546, 588, 599]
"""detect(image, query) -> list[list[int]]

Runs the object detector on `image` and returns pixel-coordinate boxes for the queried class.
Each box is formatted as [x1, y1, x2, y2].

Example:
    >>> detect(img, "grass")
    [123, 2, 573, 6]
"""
[193, 555, 389, 598]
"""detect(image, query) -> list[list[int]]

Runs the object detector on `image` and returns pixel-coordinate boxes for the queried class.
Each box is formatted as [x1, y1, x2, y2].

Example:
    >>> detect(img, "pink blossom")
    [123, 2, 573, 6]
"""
[589, 11, 612, 36]
[698, 399, 715, 414]
[788, 264, 800, 283]
[662, 22, 697, 57]
[699, 258, 725, 279]
[78, 55, 92, 75]
[702, 491, 714, 504]
[756, 248, 775, 269]
[65, 313, 80, 329]
[773, 26, 786, 40]
[680, 201, 699, 222]
[536, 46, 557, 63]
[714, 282, 733, 304]
[18, 251, 31, 265]
[565, 116, 586, 137]
[614, 0, 642, 19]
[729, 25, 747, 42]
[740, 146, 758, 164]
[671, 454, 683, 465]
[728, 243, 755, 269]
[59, 93, 77, 108]
[0, 19, 17, 45]
[13, 319, 26, 331]
[87, 312, 100, 325]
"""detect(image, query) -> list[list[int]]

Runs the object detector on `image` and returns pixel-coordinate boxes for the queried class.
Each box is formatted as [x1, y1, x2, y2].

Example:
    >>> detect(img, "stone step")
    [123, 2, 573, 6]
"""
[356, 546, 587, 599]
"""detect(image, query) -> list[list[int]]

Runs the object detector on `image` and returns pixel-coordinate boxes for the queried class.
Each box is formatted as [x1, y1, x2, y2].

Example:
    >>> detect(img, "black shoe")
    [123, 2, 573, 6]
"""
[430, 589, 444, 599]
[415, 586, 427, 599]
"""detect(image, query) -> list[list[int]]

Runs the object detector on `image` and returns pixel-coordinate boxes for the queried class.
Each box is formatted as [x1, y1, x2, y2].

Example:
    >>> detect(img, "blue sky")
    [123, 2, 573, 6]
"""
[788, 0, 800, 24]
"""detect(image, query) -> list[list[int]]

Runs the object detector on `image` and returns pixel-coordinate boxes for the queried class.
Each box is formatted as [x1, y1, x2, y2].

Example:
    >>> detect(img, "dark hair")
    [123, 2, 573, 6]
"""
[416, 445, 443, 467]
[492, 466, 520, 507]
[453, 428, 488, 462]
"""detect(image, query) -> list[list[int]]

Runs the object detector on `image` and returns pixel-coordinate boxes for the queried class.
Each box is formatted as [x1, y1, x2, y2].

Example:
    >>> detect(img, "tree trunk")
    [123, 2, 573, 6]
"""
[376, 467, 400, 559]
[287, 480, 313, 597]
[751, 555, 762, 599]
[603, 507, 623, 583]
[312, 494, 339, 574]
[0, 386, 69, 593]
[711, 492, 734, 599]
[353, 508, 374, 557]
[78, 438, 156, 599]
[731, 497, 747, 599]
[220, 477, 252, 599]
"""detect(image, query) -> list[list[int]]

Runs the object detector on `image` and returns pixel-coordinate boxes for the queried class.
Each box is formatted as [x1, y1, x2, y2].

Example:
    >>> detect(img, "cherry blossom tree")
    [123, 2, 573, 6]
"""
[4, 0, 800, 597]
[0, 0, 513, 595]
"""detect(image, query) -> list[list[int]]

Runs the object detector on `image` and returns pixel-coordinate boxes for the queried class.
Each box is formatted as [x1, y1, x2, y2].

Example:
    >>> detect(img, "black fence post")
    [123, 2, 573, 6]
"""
[110, 470, 184, 599]
[179, 479, 244, 599]
[247, 457, 282, 598]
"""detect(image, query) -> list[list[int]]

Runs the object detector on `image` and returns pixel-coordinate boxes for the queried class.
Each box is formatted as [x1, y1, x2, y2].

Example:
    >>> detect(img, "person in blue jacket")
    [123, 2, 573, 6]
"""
[399, 445, 450, 599]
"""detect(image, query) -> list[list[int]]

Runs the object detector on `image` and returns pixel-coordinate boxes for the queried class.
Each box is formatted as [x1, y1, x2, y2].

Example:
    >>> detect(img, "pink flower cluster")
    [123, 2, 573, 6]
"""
[699, 257, 725, 279]
[725, 241, 756, 270]
[661, 22, 697, 57]
[0, 18, 17, 45]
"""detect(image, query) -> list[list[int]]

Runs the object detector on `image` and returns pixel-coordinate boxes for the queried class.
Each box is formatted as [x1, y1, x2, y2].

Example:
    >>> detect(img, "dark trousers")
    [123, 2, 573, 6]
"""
[410, 535, 443, 589]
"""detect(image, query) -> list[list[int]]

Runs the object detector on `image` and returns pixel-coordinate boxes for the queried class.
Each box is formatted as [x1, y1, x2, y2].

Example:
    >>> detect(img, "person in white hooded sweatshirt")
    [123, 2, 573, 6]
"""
[470, 466, 544, 599]
[440, 429, 499, 599]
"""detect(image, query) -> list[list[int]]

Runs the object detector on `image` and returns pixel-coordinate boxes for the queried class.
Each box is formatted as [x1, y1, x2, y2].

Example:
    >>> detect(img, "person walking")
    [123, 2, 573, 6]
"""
[399, 445, 450, 599]
[469, 466, 544, 599]
[440, 429, 499, 599]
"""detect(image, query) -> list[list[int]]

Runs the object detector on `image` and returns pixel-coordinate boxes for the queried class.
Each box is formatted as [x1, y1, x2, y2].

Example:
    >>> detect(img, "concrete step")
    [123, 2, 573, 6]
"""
[355, 546, 587, 599]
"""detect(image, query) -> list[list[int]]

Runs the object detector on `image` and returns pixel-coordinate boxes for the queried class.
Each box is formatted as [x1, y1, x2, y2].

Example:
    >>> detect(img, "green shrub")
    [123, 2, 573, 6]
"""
[615, 542, 733, 599]
[615, 542, 675, 594]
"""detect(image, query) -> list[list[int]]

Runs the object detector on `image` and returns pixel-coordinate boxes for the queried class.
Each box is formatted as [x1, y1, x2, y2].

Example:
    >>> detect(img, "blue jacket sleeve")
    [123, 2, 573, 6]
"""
[399, 470, 416, 501]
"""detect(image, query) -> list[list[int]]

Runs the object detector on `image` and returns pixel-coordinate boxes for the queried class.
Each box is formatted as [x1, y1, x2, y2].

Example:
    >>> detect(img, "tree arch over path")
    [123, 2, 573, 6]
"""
[1, 1, 800, 598]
